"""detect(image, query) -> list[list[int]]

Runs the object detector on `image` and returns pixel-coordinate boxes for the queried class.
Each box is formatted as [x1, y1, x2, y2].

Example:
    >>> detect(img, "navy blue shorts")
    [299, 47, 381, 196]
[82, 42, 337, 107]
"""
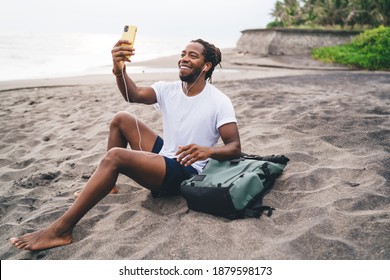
[151, 136, 198, 198]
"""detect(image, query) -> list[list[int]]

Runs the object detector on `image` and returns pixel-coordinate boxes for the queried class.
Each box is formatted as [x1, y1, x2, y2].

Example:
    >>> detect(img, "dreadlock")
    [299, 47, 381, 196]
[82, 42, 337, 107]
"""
[191, 39, 222, 83]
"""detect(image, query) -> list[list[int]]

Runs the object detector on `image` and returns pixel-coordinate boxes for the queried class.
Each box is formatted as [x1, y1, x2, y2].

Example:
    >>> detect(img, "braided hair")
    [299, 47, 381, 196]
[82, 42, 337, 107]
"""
[191, 39, 222, 83]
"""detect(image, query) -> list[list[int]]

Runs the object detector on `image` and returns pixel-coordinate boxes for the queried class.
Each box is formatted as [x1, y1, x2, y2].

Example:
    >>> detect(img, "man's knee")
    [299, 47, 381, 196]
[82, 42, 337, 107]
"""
[110, 111, 135, 130]
[101, 147, 126, 170]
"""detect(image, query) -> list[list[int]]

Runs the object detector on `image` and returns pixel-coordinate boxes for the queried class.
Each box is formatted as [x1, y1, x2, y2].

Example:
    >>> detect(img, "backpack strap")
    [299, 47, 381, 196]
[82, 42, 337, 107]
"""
[245, 205, 275, 218]
[241, 153, 290, 165]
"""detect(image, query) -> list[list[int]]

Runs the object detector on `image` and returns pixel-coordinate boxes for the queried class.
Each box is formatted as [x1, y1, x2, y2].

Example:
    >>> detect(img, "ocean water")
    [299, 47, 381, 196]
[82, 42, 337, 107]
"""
[0, 32, 235, 81]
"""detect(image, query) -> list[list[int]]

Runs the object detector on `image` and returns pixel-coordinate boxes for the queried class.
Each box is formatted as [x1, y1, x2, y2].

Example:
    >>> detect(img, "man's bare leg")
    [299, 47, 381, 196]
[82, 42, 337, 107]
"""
[74, 111, 157, 198]
[10, 144, 165, 251]
[73, 186, 118, 198]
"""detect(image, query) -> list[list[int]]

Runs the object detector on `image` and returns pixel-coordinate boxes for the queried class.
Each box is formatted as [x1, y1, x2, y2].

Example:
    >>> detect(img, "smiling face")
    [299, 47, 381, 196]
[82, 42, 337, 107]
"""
[178, 42, 206, 83]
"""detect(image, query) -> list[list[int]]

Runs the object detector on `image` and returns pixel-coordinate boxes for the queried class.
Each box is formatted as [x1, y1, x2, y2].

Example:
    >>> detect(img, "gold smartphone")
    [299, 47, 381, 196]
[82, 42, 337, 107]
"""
[121, 25, 137, 58]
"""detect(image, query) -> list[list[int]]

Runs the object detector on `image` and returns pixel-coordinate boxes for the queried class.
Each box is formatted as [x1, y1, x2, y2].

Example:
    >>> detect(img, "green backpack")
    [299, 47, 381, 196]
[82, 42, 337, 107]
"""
[180, 155, 289, 219]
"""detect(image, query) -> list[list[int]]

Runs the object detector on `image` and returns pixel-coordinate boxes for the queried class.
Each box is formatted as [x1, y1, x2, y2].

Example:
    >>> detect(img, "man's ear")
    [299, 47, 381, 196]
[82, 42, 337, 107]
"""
[203, 62, 212, 71]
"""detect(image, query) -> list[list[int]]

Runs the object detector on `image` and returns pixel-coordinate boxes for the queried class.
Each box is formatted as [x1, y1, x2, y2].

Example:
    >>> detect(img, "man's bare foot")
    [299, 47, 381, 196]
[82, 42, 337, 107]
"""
[9, 227, 72, 251]
[73, 185, 119, 198]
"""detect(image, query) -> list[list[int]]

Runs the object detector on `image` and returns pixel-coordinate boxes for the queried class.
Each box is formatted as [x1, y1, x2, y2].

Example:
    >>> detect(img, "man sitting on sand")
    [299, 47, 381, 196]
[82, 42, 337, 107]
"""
[9, 38, 241, 251]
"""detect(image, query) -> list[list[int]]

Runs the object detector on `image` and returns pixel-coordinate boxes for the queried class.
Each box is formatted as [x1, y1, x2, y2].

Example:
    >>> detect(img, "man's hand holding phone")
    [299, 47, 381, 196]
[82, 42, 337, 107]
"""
[112, 25, 137, 73]
[111, 40, 135, 72]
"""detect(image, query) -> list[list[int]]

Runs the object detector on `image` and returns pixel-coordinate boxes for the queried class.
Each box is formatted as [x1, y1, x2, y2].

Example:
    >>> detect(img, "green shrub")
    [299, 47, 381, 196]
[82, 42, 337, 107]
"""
[312, 26, 390, 70]
[267, 20, 285, 28]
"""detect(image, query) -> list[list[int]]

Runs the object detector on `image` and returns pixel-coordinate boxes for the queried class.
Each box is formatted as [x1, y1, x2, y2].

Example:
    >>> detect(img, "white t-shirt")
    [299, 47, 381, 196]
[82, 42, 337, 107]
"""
[152, 80, 237, 172]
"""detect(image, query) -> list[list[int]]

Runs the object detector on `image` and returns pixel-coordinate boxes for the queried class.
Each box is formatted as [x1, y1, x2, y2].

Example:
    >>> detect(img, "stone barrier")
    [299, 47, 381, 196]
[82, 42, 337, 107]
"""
[237, 28, 362, 56]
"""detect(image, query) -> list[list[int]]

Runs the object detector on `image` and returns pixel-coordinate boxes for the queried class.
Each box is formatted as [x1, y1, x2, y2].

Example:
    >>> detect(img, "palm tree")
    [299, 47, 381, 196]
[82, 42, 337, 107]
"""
[271, 0, 304, 26]
[301, 0, 319, 25]
[269, 0, 390, 28]
[313, 0, 349, 26]
[374, 0, 390, 25]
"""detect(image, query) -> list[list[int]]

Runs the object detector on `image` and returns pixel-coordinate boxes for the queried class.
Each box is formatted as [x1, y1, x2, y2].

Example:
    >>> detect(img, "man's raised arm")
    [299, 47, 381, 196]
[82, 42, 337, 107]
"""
[111, 40, 157, 105]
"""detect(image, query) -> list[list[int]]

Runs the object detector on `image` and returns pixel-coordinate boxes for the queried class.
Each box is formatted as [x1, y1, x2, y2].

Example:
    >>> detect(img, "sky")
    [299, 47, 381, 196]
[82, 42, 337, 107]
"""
[0, 0, 277, 46]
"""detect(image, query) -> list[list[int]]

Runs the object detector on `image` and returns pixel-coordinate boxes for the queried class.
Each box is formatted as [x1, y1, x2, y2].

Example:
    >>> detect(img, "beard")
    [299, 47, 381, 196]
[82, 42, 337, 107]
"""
[179, 67, 203, 83]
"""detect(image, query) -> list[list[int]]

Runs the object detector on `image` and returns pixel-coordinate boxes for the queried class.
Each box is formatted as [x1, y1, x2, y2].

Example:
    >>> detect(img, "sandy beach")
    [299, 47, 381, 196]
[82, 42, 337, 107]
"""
[1, 50, 389, 260]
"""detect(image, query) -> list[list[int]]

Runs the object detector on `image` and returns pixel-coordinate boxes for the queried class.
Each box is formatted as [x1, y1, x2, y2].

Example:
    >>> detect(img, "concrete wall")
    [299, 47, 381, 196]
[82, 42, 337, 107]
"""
[236, 28, 361, 56]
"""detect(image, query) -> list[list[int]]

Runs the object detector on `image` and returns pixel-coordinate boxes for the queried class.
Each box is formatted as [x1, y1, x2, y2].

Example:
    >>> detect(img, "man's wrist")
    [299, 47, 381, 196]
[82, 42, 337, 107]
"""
[112, 65, 126, 77]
